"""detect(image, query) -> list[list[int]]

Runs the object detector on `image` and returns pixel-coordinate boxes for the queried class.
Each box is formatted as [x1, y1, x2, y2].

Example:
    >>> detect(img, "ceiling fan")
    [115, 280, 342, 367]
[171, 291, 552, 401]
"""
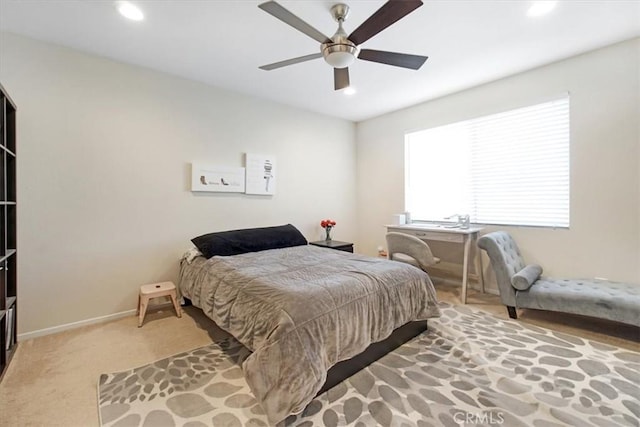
[258, 0, 428, 91]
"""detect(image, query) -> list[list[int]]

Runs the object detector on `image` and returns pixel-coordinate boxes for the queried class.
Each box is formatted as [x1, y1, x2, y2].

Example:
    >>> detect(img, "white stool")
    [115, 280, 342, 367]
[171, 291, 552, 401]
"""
[137, 281, 182, 327]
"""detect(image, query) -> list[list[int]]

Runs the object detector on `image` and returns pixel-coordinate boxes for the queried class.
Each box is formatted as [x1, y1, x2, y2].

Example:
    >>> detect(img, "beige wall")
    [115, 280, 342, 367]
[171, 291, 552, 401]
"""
[1, 32, 638, 335]
[356, 38, 640, 290]
[0, 33, 357, 334]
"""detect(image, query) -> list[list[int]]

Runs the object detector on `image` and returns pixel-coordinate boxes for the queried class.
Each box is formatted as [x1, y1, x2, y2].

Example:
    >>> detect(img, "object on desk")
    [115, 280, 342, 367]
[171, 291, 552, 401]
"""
[404, 211, 412, 224]
[445, 213, 470, 229]
[391, 214, 406, 225]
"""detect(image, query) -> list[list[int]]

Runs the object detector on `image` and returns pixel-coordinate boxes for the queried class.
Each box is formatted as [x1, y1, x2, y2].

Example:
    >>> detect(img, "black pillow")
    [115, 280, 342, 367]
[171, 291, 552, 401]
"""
[192, 224, 308, 259]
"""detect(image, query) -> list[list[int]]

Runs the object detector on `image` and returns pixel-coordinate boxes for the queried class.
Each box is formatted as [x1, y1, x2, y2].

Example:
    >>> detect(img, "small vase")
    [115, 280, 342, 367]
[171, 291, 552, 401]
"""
[325, 227, 332, 241]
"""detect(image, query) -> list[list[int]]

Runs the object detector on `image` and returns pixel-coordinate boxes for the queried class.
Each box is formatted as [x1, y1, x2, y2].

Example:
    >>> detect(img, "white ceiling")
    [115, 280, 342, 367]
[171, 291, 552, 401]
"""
[1, 0, 639, 122]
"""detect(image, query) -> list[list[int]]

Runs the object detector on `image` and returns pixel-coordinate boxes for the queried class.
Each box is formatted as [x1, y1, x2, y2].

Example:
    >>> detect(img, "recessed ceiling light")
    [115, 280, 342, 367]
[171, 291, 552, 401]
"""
[344, 87, 356, 96]
[527, 1, 557, 17]
[117, 1, 144, 21]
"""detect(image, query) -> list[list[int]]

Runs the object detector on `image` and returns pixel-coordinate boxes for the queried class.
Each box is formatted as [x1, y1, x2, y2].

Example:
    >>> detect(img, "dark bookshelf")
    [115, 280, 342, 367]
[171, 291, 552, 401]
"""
[0, 82, 17, 382]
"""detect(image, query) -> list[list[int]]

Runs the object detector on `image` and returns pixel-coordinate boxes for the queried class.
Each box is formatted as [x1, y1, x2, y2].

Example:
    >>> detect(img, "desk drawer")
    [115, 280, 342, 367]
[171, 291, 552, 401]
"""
[388, 228, 464, 243]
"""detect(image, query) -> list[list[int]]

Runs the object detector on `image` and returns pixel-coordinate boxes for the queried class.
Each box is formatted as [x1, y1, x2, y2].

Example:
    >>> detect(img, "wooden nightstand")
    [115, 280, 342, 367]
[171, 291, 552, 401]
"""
[309, 240, 354, 253]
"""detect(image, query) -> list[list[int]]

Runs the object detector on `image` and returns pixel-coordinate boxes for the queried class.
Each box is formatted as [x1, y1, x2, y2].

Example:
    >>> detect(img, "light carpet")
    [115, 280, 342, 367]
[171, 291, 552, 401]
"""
[98, 303, 640, 427]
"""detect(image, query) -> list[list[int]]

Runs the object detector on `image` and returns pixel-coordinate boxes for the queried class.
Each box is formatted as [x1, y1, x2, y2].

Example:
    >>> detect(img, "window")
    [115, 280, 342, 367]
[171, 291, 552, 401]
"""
[405, 96, 570, 227]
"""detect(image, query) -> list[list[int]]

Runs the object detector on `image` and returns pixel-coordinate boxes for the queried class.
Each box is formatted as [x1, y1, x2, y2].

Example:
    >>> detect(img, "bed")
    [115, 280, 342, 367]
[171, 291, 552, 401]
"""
[180, 224, 441, 424]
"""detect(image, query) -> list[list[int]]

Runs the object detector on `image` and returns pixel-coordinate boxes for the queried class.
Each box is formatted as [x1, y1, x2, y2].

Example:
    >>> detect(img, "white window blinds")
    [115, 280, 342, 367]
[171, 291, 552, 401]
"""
[405, 96, 570, 227]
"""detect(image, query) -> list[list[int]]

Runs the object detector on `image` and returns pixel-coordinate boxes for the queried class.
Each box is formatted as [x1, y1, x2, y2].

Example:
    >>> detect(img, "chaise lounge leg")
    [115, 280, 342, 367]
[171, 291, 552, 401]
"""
[507, 306, 518, 319]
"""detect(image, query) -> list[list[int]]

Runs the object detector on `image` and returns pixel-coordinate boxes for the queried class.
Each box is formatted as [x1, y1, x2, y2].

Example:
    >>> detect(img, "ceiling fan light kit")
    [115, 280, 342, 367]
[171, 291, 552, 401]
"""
[323, 45, 357, 69]
[258, 0, 428, 91]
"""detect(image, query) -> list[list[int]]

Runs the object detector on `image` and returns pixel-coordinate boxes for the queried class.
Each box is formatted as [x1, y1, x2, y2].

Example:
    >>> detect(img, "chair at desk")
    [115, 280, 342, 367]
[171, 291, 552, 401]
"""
[386, 232, 440, 272]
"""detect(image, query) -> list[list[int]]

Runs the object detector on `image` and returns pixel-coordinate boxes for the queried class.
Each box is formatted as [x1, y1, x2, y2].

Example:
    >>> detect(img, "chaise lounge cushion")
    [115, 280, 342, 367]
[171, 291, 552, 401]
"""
[511, 264, 543, 290]
[517, 278, 640, 327]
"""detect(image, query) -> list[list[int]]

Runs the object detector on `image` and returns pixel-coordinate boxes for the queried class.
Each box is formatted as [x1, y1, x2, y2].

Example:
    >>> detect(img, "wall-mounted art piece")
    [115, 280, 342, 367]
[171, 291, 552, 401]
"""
[191, 163, 246, 193]
[245, 153, 277, 195]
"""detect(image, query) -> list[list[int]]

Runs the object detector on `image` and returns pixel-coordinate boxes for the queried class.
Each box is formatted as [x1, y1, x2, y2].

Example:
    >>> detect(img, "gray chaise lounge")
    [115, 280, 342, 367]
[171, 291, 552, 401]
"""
[478, 231, 640, 327]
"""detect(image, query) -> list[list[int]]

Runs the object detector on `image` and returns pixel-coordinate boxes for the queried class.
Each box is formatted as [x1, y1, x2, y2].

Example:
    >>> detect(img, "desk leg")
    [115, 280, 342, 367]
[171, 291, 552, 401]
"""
[461, 235, 471, 304]
[474, 234, 485, 294]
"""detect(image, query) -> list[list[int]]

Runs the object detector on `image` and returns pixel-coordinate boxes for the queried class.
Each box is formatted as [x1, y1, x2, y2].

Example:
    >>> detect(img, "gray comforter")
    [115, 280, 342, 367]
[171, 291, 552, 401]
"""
[179, 245, 440, 424]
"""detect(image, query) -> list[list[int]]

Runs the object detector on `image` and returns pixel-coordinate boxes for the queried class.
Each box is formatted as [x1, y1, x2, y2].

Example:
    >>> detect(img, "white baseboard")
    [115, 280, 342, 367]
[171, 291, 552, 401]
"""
[17, 308, 137, 341]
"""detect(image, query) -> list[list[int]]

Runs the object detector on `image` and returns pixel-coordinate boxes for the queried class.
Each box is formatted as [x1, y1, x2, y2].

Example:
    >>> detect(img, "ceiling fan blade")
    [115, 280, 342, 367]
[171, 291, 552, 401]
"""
[348, 0, 423, 46]
[259, 1, 331, 44]
[358, 49, 428, 70]
[334, 67, 350, 90]
[259, 53, 323, 71]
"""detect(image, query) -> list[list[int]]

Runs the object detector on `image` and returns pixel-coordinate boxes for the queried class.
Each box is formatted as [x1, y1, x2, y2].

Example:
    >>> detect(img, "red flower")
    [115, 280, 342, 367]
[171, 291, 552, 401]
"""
[320, 219, 336, 228]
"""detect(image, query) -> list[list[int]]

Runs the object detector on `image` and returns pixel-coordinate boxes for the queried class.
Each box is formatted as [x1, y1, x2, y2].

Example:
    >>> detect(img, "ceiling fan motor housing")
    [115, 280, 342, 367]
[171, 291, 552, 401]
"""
[322, 3, 358, 69]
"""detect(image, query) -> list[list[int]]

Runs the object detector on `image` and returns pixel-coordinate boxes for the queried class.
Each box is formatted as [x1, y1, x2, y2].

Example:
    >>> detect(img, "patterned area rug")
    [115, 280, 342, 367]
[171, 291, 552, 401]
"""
[98, 303, 640, 427]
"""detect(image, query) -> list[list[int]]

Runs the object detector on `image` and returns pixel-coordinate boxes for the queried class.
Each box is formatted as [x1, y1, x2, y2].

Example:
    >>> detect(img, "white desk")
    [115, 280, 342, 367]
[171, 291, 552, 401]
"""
[386, 223, 484, 304]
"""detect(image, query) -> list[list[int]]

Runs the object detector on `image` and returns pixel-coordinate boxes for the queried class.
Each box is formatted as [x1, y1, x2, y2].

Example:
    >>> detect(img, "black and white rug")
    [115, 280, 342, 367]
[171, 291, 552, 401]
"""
[98, 303, 640, 426]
